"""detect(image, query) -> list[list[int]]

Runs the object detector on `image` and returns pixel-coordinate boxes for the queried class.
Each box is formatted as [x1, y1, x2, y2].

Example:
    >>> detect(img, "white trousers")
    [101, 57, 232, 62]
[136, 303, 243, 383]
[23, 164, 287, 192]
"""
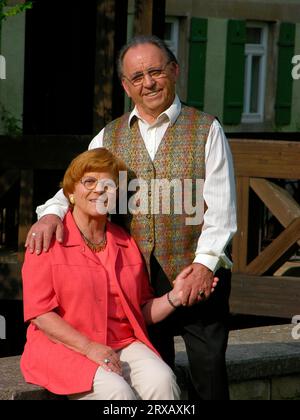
[69, 341, 180, 400]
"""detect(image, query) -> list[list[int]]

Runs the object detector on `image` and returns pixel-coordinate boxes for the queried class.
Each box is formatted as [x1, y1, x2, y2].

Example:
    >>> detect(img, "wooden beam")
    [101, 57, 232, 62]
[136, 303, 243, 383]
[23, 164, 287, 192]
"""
[250, 177, 300, 246]
[111, 0, 128, 119]
[230, 140, 300, 179]
[134, 0, 153, 35]
[232, 177, 250, 272]
[231, 273, 300, 318]
[250, 177, 300, 226]
[245, 217, 300, 275]
[93, 0, 128, 132]
[133, 0, 166, 37]
[94, 0, 116, 132]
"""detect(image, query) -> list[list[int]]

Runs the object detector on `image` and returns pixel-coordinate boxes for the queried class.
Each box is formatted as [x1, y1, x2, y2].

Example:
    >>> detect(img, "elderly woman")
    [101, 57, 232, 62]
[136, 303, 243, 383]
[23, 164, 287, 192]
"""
[21, 148, 191, 400]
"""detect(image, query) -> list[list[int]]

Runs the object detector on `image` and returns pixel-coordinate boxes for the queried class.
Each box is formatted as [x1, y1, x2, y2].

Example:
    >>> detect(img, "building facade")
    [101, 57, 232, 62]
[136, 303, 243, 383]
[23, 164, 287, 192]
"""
[1, 0, 300, 135]
[164, 0, 300, 134]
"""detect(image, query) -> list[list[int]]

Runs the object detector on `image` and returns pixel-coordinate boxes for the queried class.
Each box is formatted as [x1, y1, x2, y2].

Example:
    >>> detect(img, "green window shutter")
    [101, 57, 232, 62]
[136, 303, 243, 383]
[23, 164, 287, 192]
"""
[187, 18, 208, 110]
[275, 23, 296, 126]
[223, 20, 246, 125]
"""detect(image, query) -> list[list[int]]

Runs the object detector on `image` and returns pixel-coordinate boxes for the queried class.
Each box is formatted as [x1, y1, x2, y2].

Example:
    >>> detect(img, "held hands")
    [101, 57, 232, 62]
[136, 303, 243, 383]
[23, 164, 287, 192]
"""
[170, 263, 219, 308]
[25, 214, 64, 254]
[84, 341, 122, 376]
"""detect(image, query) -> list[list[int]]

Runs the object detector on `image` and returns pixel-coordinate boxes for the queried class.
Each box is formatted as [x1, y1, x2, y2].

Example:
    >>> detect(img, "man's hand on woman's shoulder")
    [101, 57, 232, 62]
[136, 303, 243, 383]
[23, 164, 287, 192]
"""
[25, 214, 64, 254]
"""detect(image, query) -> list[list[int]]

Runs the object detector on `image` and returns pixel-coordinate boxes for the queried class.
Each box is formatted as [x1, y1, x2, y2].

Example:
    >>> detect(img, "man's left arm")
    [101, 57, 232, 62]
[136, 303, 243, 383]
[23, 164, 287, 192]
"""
[181, 120, 237, 306]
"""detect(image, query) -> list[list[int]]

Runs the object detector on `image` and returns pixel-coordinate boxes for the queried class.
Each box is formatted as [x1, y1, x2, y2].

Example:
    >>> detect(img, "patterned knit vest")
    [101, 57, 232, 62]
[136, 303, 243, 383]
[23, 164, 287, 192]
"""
[103, 105, 214, 283]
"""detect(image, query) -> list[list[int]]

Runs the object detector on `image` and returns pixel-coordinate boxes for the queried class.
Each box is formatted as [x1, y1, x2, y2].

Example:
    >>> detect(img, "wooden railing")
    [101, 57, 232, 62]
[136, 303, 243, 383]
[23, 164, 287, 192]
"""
[230, 139, 300, 318]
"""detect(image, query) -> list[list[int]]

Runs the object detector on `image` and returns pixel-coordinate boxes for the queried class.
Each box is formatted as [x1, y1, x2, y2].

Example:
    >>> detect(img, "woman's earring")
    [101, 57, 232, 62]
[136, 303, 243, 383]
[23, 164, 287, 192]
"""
[69, 195, 75, 205]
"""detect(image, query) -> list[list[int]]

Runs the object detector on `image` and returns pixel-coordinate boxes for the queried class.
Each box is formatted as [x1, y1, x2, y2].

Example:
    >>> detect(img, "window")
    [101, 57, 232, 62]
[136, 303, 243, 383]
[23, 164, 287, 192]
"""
[164, 17, 179, 59]
[242, 23, 268, 123]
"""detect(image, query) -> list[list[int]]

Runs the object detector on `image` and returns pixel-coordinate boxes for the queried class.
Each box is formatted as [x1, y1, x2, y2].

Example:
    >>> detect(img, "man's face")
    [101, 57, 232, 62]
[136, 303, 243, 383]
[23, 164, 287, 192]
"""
[121, 43, 179, 123]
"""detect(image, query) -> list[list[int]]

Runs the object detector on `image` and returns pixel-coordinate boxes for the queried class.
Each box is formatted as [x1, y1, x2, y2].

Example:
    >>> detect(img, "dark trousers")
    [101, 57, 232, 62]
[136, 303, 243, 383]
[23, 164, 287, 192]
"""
[148, 255, 231, 400]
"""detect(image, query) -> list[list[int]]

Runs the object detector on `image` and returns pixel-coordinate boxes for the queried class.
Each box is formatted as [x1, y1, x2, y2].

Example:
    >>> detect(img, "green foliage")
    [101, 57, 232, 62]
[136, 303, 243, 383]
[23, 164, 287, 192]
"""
[0, 103, 22, 135]
[0, 1, 33, 135]
[0, 0, 33, 23]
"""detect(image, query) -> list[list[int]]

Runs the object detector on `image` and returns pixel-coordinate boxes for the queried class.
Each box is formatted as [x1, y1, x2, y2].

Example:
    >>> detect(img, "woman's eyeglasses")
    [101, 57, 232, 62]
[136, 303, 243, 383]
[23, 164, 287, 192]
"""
[80, 177, 118, 193]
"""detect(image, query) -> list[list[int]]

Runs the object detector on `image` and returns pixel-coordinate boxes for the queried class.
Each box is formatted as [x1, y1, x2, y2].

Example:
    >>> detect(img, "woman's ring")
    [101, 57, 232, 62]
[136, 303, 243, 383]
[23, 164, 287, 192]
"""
[104, 358, 110, 364]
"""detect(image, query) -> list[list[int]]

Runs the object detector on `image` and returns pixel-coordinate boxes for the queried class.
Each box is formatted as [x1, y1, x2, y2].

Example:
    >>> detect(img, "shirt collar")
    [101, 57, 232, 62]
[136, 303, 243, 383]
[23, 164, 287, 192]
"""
[128, 94, 182, 128]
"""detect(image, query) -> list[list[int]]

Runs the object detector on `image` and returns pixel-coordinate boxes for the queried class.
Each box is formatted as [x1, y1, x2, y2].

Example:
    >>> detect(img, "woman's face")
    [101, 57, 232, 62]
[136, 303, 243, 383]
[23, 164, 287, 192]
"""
[71, 172, 117, 218]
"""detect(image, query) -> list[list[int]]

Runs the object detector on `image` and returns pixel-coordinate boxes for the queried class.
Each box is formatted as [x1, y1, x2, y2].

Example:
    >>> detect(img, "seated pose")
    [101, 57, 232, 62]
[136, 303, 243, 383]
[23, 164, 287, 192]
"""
[21, 148, 198, 400]
[21, 148, 219, 400]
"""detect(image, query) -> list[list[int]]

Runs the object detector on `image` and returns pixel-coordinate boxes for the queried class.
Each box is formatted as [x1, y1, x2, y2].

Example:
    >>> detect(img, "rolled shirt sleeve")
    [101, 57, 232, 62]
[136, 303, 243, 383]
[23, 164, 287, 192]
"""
[36, 188, 70, 220]
[193, 120, 237, 273]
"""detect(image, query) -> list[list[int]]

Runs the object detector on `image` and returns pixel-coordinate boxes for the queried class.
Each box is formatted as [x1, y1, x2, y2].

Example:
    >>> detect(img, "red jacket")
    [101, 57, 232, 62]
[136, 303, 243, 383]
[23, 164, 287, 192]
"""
[21, 211, 156, 395]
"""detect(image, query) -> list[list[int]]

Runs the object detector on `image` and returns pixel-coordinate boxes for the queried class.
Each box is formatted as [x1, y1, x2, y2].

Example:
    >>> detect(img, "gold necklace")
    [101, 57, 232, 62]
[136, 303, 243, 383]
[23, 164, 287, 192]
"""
[81, 232, 107, 252]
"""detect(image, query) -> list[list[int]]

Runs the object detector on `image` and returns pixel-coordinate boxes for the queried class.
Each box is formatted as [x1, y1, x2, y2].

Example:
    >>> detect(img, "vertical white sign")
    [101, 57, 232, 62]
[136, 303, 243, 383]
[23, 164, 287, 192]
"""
[0, 315, 6, 339]
[0, 55, 6, 80]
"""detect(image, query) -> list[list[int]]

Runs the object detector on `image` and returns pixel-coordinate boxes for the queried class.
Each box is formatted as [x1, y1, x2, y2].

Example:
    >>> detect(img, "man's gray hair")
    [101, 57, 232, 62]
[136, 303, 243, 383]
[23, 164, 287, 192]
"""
[117, 35, 178, 79]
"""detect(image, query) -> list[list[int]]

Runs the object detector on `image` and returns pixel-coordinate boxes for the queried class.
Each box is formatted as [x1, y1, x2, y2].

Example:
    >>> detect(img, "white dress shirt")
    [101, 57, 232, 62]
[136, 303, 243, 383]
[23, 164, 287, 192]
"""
[37, 95, 237, 273]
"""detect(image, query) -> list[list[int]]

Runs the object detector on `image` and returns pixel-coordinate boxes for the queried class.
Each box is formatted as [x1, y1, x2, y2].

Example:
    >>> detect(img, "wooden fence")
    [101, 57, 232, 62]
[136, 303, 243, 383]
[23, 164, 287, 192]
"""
[230, 139, 300, 318]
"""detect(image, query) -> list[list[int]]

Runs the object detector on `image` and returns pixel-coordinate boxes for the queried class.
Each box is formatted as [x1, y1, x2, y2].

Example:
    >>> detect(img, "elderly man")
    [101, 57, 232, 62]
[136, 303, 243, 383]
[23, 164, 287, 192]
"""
[26, 35, 237, 400]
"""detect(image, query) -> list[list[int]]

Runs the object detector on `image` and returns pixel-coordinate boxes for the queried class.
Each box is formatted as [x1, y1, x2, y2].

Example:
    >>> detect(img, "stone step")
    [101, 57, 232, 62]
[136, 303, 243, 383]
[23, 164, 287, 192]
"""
[176, 324, 300, 400]
[1, 324, 300, 400]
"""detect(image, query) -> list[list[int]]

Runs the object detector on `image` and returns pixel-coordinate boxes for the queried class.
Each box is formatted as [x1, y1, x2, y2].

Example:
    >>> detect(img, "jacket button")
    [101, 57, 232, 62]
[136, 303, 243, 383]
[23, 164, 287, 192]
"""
[148, 237, 153, 243]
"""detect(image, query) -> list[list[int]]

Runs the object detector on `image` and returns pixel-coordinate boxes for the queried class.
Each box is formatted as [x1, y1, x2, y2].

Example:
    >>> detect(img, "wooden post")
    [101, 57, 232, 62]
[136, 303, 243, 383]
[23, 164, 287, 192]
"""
[244, 218, 300, 275]
[134, 0, 153, 36]
[93, 0, 128, 134]
[232, 177, 250, 273]
[112, 0, 129, 120]
[133, 0, 166, 38]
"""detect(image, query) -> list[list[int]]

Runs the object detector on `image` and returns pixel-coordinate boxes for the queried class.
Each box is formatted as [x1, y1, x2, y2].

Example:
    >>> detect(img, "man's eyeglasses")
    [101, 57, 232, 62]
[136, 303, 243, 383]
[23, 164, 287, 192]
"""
[80, 177, 118, 193]
[122, 61, 173, 87]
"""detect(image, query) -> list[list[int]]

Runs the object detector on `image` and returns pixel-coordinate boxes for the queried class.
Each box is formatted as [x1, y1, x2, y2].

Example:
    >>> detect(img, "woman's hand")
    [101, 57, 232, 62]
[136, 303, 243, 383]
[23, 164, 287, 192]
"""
[85, 341, 122, 376]
[169, 266, 193, 307]
[171, 266, 220, 307]
[210, 276, 219, 294]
